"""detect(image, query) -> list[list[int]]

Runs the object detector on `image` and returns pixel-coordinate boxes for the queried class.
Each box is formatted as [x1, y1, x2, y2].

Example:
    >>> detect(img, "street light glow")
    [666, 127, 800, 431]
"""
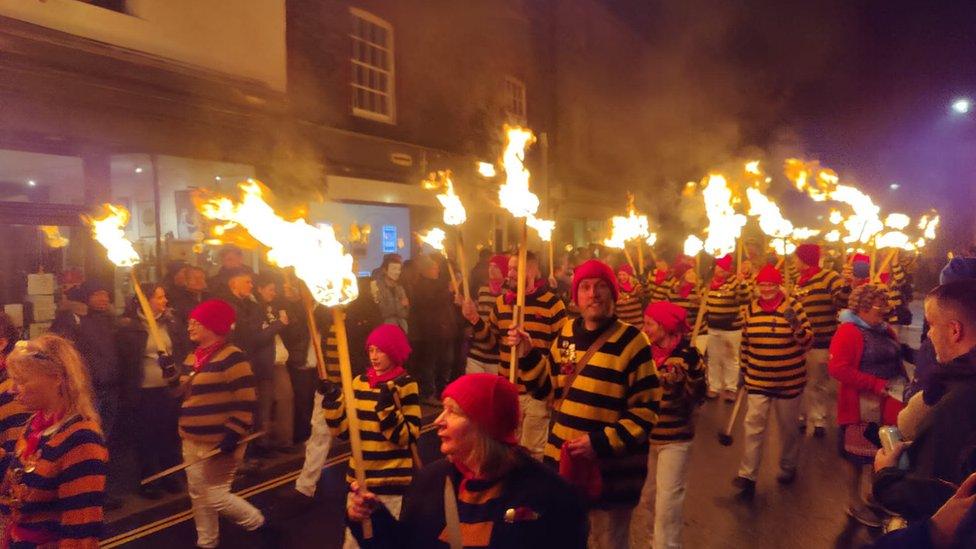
[889, 183, 900, 190]
[952, 98, 971, 114]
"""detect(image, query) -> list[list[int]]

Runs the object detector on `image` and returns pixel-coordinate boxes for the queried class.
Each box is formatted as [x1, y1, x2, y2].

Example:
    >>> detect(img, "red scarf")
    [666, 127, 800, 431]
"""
[504, 278, 546, 305]
[488, 278, 504, 295]
[366, 365, 405, 388]
[652, 339, 680, 370]
[797, 265, 821, 286]
[710, 274, 728, 291]
[653, 269, 668, 286]
[22, 410, 64, 461]
[677, 281, 695, 299]
[758, 292, 785, 313]
[618, 278, 635, 294]
[879, 272, 891, 285]
[193, 341, 226, 372]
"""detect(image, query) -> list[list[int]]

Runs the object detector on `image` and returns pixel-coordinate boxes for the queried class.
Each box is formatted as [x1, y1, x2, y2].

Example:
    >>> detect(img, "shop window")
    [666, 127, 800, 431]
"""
[505, 77, 527, 123]
[349, 7, 396, 123]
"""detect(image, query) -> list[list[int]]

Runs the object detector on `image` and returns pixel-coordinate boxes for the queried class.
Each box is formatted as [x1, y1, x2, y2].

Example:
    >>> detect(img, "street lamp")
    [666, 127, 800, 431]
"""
[951, 98, 971, 115]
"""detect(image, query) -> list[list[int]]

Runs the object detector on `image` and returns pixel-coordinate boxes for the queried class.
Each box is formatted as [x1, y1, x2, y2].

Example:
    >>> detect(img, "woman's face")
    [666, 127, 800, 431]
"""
[368, 345, 393, 372]
[642, 316, 665, 345]
[150, 287, 168, 314]
[858, 297, 890, 326]
[9, 366, 61, 412]
[257, 282, 277, 304]
[434, 397, 476, 459]
[616, 271, 631, 286]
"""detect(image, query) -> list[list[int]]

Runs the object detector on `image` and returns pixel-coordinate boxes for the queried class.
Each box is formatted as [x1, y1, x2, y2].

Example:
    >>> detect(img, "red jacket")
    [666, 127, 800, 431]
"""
[827, 322, 904, 426]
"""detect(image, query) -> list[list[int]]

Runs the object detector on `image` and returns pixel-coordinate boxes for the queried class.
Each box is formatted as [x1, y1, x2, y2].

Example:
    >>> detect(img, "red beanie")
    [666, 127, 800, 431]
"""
[617, 264, 635, 276]
[795, 244, 821, 267]
[715, 254, 734, 272]
[489, 254, 510, 276]
[672, 255, 695, 278]
[852, 253, 870, 264]
[441, 374, 520, 445]
[572, 259, 619, 304]
[365, 324, 412, 367]
[756, 264, 784, 284]
[643, 301, 690, 334]
[189, 299, 236, 336]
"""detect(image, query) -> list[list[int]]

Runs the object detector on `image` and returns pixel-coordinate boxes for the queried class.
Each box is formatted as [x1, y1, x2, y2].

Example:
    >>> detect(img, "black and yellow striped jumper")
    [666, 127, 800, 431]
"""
[471, 289, 567, 394]
[704, 277, 753, 332]
[794, 268, 850, 349]
[740, 296, 814, 399]
[323, 373, 421, 494]
[615, 283, 646, 329]
[647, 274, 673, 304]
[467, 285, 502, 365]
[172, 344, 256, 444]
[650, 339, 706, 445]
[0, 374, 29, 473]
[520, 316, 662, 508]
[665, 281, 707, 337]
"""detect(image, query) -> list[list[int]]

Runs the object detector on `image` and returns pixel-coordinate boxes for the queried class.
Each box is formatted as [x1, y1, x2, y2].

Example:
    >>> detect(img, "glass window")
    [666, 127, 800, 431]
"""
[349, 7, 395, 123]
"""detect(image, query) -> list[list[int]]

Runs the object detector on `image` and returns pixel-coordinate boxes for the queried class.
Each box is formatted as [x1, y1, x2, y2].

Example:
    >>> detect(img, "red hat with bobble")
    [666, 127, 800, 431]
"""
[365, 324, 412, 367]
[617, 264, 635, 276]
[755, 264, 784, 284]
[572, 259, 619, 304]
[489, 254, 510, 276]
[441, 374, 520, 445]
[715, 254, 734, 272]
[189, 299, 236, 336]
[644, 301, 690, 334]
[795, 244, 821, 267]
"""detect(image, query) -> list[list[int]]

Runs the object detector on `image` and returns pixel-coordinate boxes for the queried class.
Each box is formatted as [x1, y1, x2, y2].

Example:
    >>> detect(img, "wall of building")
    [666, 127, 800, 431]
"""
[0, 0, 287, 91]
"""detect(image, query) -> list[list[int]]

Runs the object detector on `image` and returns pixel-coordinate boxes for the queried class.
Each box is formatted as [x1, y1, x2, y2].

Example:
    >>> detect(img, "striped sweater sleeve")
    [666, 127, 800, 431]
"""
[322, 390, 349, 440]
[223, 356, 257, 437]
[376, 378, 421, 447]
[789, 297, 814, 349]
[57, 428, 108, 546]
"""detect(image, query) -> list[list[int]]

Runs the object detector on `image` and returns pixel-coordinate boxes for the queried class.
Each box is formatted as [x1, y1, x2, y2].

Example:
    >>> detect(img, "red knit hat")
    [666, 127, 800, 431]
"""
[755, 264, 784, 284]
[617, 264, 635, 276]
[572, 259, 619, 304]
[715, 254, 734, 272]
[795, 244, 821, 267]
[189, 299, 236, 336]
[489, 254, 510, 276]
[643, 301, 690, 334]
[441, 374, 520, 445]
[365, 324, 412, 367]
[672, 255, 695, 278]
[852, 253, 870, 264]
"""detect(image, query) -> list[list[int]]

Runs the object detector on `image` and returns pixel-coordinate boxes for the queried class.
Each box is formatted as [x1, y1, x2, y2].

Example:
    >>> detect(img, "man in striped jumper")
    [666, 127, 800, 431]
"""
[462, 251, 566, 460]
[462, 254, 508, 375]
[733, 265, 813, 499]
[704, 253, 753, 401]
[513, 259, 661, 549]
[793, 244, 851, 437]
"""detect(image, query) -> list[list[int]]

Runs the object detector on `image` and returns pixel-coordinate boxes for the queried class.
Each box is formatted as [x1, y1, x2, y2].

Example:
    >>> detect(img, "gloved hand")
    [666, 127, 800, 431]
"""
[218, 431, 241, 454]
[783, 308, 801, 332]
[157, 353, 177, 378]
[317, 379, 341, 405]
[375, 383, 395, 411]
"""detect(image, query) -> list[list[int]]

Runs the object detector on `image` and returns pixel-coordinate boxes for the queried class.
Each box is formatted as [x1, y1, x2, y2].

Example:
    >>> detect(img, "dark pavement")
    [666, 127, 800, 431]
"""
[102, 398, 883, 549]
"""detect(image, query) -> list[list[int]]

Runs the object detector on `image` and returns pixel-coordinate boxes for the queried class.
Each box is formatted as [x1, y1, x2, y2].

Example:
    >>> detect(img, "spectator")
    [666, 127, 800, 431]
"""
[170, 266, 210, 323]
[371, 254, 409, 333]
[3, 335, 108, 547]
[871, 472, 976, 548]
[347, 374, 587, 548]
[209, 246, 252, 299]
[117, 282, 190, 499]
[872, 280, 976, 522]
[407, 255, 458, 404]
[828, 284, 906, 527]
[254, 273, 296, 452]
[468, 248, 493, 297]
[163, 260, 188, 295]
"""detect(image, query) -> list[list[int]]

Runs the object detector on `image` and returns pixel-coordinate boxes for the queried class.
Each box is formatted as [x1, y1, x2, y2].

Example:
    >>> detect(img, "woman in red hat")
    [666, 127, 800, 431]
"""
[347, 373, 587, 548]
[166, 299, 268, 548]
[320, 323, 420, 548]
[633, 302, 705, 549]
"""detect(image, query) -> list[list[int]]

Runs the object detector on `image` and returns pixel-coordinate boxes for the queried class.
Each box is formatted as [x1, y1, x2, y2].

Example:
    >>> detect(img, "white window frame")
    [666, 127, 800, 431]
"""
[504, 77, 527, 123]
[349, 7, 396, 124]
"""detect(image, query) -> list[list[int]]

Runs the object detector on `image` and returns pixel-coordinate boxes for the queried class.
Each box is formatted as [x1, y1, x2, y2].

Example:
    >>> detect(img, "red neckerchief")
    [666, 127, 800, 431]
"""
[22, 410, 64, 460]
[758, 292, 785, 313]
[797, 265, 821, 286]
[504, 279, 545, 305]
[652, 339, 680, 369]
[710, 274, 728, 291]
[488, 279, 504, 295]
[452, 457, 487, 493]
[193, 340, 226, 372]
[654, 269, 668, 286]
[618, 278, 635, 294]
[366, 365, 405, 388]
[677, 281, 695, 298]
[879, 272, 891, 285]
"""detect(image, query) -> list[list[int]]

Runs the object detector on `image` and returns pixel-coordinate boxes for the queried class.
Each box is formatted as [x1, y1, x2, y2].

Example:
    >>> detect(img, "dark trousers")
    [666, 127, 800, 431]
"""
[411, 338, 455, 398]
[134, 387, 181, 484]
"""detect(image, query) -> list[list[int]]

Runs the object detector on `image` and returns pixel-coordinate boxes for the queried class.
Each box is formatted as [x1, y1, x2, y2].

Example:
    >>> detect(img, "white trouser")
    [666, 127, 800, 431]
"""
[632, 442, 693, 549]
[295, 391, 334, 497]
[183, 439, 265, 548]
[518, 394, 550, 461]
[706, 329, 742, 392]
[342, 494, 403, 548]
[465, 356, 498, 375]
[737, 394, 803, 481]
[692, 334, 708, 356]
[589, 507, 633, 549]
[800, 348, 831, 428]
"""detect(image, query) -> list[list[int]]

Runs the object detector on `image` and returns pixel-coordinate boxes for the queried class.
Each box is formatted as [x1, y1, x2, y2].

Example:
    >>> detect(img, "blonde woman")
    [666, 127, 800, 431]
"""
[1, 334, 107, 548]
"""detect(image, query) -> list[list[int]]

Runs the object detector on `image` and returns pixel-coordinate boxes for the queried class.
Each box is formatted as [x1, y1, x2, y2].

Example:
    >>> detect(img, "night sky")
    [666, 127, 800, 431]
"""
[602, 0, 976, 244]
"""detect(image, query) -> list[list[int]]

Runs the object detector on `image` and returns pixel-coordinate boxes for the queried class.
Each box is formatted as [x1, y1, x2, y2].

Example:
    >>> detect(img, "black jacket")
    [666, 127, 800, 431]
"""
[873, 347, 976, 521]
[351, 454, 587, 549]
[227, 294, 284, 381]
[116, 309, 191, 393]
[50, 308, 119, 390]
[407, 276, 458, 341]
[168, 287, 210, 324]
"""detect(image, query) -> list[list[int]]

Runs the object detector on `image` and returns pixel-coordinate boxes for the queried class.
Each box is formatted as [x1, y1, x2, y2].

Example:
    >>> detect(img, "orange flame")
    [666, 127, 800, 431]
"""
[498, 126, 539, 218]
[82, 204, 140, 267]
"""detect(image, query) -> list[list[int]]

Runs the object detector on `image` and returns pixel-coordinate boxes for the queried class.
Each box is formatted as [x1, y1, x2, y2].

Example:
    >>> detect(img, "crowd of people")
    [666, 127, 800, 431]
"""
[0, 239, 972, 548]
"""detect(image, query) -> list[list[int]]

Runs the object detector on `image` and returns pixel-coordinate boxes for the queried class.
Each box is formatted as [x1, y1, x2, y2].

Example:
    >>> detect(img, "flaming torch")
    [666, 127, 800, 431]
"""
[82, 204, 165, 356]
[194, 180, 372, 537]
[527, 215, 556, 280]
[498, 125, 539, 383]
[418, 227, 460, 293]
[683, 235, 708, 340]
[702, 174, 747, 258]
[424, 171, 470, 299]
